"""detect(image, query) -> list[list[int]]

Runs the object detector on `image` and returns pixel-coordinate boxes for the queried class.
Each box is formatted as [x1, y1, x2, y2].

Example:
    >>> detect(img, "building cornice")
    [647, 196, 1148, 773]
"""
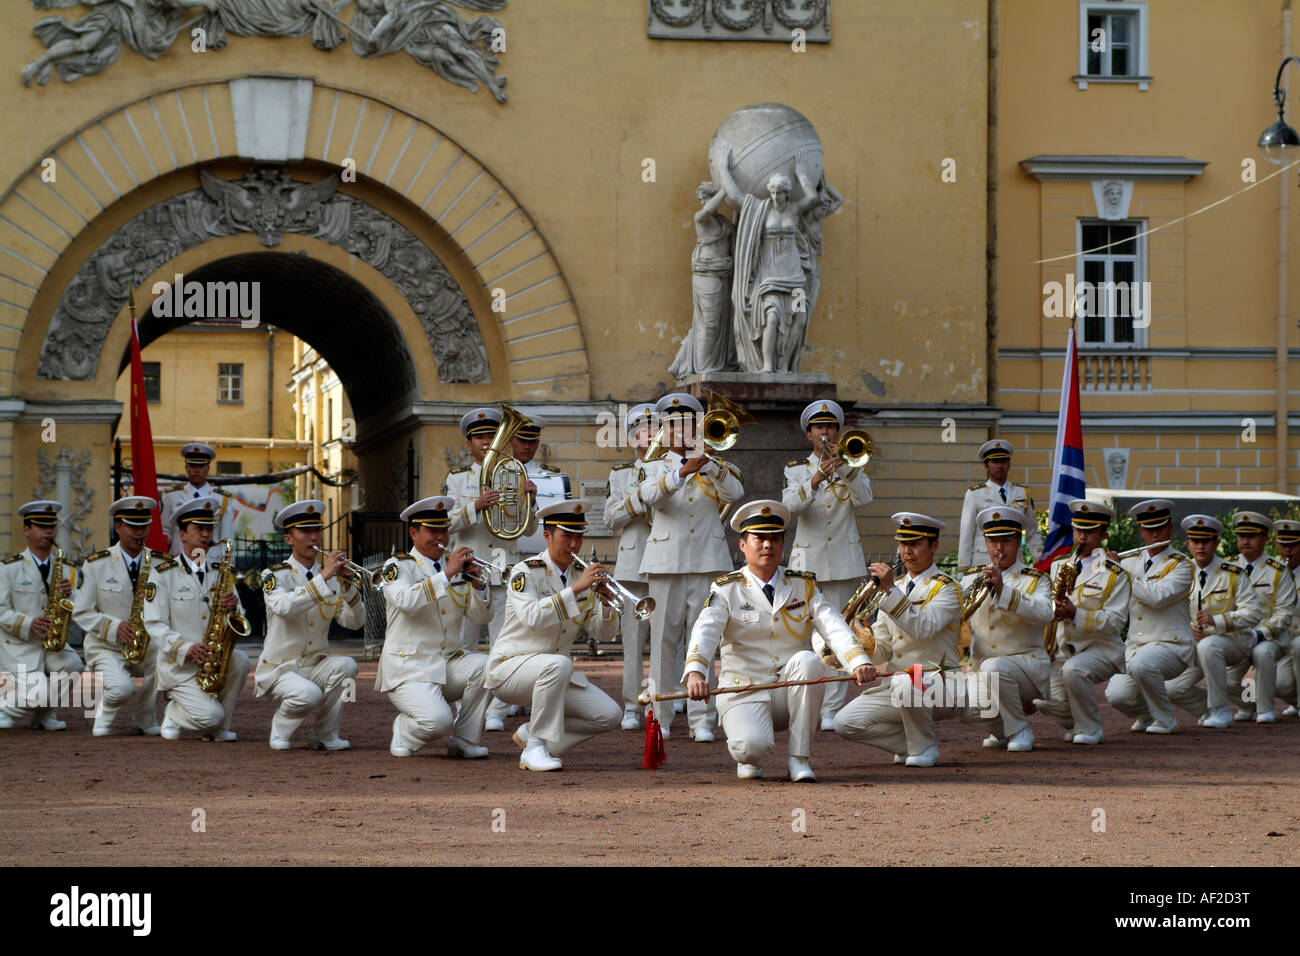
[1019, 155, 1208, 182]
[999, 411, 1298, 432]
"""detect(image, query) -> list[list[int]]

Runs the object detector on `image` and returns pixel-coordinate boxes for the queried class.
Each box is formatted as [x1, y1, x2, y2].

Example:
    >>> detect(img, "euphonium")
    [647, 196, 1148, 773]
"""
[480, 403, 533, 540]
[959, 565, 995, 625]
[841, 558, 907, 626]
[1043, 546, 1081, 659]
[195, 540, 251, 694]
[122, 550, 152, 666]
[39, 544, 74, 652]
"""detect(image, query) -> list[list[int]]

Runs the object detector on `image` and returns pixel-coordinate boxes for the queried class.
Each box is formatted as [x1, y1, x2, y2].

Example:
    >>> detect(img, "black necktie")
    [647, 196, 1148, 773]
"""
[38, 561, 50, 587]
[560, 572, 567, 587]
[128, 560, 139, 586]
[1199, 570, 1207, 589]
[1074, 560, 1083, 575]
[762, 583, 775, 605]
[433, 561, 441, 574]
[1245, 564, 1254, 577]
[196, 564, 205, 586]
[305, 569, 313, 580]
[999, 487, 1007, 503]
[905, 580, 915, 596]
[193, 490, 200, 499]
[1144, 558, 1152, 574]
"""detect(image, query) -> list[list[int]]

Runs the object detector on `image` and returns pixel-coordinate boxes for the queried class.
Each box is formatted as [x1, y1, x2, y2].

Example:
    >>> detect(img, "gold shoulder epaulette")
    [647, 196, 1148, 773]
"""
[1021, 567, 1048, 579]
[1223, 563, 1243, 574]
[447, 465, 470, 476]
[611, 462, 634, 472]
[1104, 559, 1124, 572]
[1267, 556, 1287, 571]
[268, 562, 290, 572]
[155, 557, 178, 572]
[84, 549, 111, 562]
[393, 552, 414, 562]
[2, 553, 22, 564]
[538, 463, 562, 474]
[149, 549, 169, 561]
[932, 571, 955, 584]
[525, 558, 546, 569]
[714, 570, 745, 586]
[212, 488, 231, 497]
[968, 482, 986, 491]
[787, 458, 805, 468]
[784, 569, 815, 581]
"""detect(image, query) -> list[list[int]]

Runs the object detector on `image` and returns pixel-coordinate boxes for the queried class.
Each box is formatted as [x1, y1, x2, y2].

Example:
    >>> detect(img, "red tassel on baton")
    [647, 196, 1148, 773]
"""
[642, 704, 666, 770]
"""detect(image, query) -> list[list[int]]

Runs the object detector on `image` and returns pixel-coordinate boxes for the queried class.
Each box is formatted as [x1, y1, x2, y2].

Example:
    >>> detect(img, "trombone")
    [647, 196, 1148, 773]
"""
[569, 549, 656, 621]
[311, 546, 385, 592]
[819, 428, 874, 478]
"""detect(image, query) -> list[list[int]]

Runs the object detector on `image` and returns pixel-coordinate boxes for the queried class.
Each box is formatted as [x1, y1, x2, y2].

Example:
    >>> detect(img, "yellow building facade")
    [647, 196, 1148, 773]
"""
[0, 1, 996, 558]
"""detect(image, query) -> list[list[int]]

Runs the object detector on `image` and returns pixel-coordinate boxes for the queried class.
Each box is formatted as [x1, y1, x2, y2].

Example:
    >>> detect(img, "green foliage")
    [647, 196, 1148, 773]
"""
[1103, 513, 1140, 554]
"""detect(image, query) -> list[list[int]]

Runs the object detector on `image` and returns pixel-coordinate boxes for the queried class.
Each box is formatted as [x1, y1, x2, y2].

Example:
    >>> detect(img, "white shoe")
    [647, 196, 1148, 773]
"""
[1196, 713, 1207, 726]
[905, 745, 940, 767]
[519, 736, 562, 771]
[1284, 705, 1298, 717]
[269, 737, 293, 751]
[308, 734, 351, 751]
[133, 725, 161, 736]
[209, 729, 237, 742]
[620, 709, 641, 731]
[787, 756, 816, 782]
[1233, 708, 1254, 722]
[819, 717, 836, 732]
[1255, 711, 1276, 724]
[736, 762, 763, 779]
[658, 722, 671, 741]
[691, 727, 715, 743]
[1130, 718, 1150, 732]
[92, 724, 113, 737]
[506, 704, 523, 717]
[33, 714, 66, 731]
[1071, 730, 1103, 745]
[0, 712, 14, 729]
[1064, 732, 1076, 743]
[1006, 727, 1034, 752]
[893, 753, 906, 764]
[160, 717, 181, 740]
[1202, 707, 1233, 729]
[1145, 720, 1178, 735]
[673, 699, 686, 714]
[483, 716, 506, 732]
[982, 734, 1005, 749]
[447, 735, 489, 758]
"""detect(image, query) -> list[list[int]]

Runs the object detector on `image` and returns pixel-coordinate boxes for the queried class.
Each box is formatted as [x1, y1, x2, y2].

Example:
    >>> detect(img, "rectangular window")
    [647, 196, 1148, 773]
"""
[216, 461, 242, 476]
[1077, 3, 1149, 89]
[218, 363, 243, 403]
[142, 361, 161, 403]
[1077, 220, 1145, 348]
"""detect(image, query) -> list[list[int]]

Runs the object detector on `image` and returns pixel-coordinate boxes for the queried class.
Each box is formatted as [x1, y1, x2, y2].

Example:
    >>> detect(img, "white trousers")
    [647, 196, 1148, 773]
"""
[647, 572, 717, 735]
[617, 579, 651, 710]
[1036, 642, 1124, 738]
[87, 647, 158, 732]
[490, 653, 620, 755]
[461, 582, 510, 722]
[1196, 636, 1248, 711]
[721, 651, 823, 764]
[816, 579, 856, 722]
[1105, 643, 1193, 727]
[962, 653, 1049, 738]
[0, 648, 82, 723]
[163, 649, 249, 733]
[1227, 640, 1292, 715]
[388, 652, 489, 751]
[266, 655, 359, 743]
[835, 671, 959, 757]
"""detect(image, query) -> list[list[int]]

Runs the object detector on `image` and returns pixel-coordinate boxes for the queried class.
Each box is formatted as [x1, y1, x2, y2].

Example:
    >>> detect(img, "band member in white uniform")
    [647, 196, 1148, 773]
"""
[638, 392, 744, 741]
[958, 507, 1054, 753]
[602, 402, 655, 730]
[159, 443, 233, 562]
[255, 500, 363, 751]
[957, 440, 1043, 568]
[143, 496, 250, 741]
[1102, 499, 1195, 735]
[685, 500, 874, 781]
[1275, 519, 1300, 717]
[1032, 500, 1128, 745]
[1223, 511, 1297, 723]
[73, 496, 165, 736]
[484, 500, 621, 771]
[443, 407, 538, 731]
[782, 399, 873, 730]
[0, 500, 83, 730]
[834, 513, 962, 767]
[379, 495, 492, 758]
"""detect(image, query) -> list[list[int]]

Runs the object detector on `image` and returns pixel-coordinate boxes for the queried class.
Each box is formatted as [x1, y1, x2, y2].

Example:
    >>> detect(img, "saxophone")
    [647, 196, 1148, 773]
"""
[1043, 546, 1081, 658]
[195, 541, 250, 694]
[39, 545, 74, 652]
[122, 550, 152, 666]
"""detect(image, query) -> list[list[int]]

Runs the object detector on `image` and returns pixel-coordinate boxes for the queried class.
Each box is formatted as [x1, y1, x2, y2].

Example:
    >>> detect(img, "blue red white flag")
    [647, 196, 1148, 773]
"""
[1036, 326, 1085, 570]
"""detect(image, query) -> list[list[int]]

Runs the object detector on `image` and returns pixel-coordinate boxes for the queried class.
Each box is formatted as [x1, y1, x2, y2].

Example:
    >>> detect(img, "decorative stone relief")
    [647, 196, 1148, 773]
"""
[38, 166, 490, 386]
[1102, 448, 1131, 489]
[33, 446, 94, 559]
[648, 0, 829, 43]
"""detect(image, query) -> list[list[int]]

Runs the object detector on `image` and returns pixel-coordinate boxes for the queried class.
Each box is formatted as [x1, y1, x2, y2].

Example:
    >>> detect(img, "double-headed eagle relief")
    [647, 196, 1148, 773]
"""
[23, 0, 510, 102]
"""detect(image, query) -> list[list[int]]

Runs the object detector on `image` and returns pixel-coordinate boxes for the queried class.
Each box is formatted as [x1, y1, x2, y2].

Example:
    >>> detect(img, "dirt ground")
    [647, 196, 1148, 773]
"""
[2, 657, 1298, 867]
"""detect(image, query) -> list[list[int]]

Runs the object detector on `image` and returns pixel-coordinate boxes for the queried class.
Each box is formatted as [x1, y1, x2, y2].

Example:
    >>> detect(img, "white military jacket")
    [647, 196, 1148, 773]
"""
[443, 461, 536, 586]
[684, 565, 867, 713]
[1047, 549, 1129, 655]
[1227, 554, 1297, 650]
[160, 484, 233, 558]
[958, 480, 1043, 566]
[0, 549, 80, 673]
[254, 555, 364, 696]
[869, 564, 963, 671]
[637, 453, 744, 576]
[603, 459, 650, 584]
[72, 544, 166, 664]
[1121, 547, 1194, 652]
[959, 560, 1055, 667]
[1189, 557, 1264, 655]
[484, 550, 618, 690]
[781, 453, 872, 583]
[376, 549, 492, 691]
[143, 553, 247, 692]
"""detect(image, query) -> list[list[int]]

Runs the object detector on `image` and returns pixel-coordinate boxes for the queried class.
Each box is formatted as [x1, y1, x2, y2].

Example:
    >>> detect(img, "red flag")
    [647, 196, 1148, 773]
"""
[127, 293, 167, 552]
[1036, 326, 1086, 570]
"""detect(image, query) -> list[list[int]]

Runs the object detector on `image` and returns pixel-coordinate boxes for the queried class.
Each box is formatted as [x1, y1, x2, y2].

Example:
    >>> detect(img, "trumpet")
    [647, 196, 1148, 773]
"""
[569, 550, 656, 621]
[841, 558, 907, 625]
[466, 554, 508, 578]
[311, 546, 385, 592]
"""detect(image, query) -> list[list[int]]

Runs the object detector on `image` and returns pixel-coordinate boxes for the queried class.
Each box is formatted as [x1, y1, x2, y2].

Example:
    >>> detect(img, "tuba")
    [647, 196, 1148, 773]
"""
[122, 550, 153, 666]
[195, 541, 251, 694]
[39, 545, 74, 652]
[480, 403, 533, 540]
